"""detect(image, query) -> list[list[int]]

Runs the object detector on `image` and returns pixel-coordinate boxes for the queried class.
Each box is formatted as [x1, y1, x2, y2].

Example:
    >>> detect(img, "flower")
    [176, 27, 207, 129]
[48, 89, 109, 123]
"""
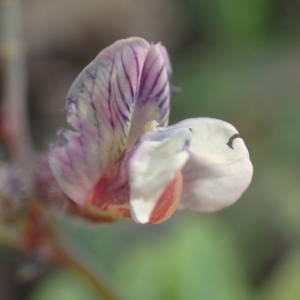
[47, 37, 253, 224]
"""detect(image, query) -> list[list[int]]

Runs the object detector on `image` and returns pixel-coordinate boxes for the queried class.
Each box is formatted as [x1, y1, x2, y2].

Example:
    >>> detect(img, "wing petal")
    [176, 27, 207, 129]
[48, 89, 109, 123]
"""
[129, 127, 191, 223]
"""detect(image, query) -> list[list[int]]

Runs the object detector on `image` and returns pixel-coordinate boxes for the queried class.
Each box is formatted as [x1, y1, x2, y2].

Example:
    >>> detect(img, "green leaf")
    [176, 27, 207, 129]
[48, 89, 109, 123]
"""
[261, 250, 300, 300]
[29, 270, 98, 300]
[113, 216, 252, 300]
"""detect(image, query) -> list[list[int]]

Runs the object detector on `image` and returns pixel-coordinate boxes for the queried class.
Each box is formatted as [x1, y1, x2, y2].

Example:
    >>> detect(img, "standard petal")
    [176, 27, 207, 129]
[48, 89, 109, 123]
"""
[129, 127, 191, 224]
[137, 43, 171, 123]
[49, 38, 150, 204]
[127, 43, 172, 146]
[176, 118, 253, 212]
[49, 37, 173, 206]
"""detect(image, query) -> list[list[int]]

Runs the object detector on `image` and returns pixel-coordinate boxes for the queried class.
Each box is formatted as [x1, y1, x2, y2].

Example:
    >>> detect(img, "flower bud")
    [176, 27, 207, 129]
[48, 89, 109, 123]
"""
[0, 164, 29, 222]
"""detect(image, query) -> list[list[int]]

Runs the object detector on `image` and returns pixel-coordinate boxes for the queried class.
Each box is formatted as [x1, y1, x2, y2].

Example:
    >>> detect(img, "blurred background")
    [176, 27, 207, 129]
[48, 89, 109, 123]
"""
[1, 0, 300, 299]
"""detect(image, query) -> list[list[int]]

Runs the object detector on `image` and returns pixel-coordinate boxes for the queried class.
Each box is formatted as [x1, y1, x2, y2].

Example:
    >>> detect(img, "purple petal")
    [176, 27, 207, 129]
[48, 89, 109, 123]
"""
[49, 37, 173, 205]
[126, 43, 172, 146]
[137, 43, 171, 121]
[50, 38, 150, 204]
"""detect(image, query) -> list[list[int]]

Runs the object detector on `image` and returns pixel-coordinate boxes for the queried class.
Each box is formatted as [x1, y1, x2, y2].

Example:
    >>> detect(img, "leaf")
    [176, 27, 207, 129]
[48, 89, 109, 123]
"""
[113, 216, 252, 300]
[261, 250, 300, 300]
[29, 270, 98, 300]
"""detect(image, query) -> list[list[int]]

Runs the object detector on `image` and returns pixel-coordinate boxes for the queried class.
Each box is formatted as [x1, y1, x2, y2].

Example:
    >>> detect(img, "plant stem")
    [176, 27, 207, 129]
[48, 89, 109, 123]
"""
[1, 2, 122, 298]
[1, 0, 35, 178]
[54, 245, 122, 300]
[0, 225, 21, 251]
[25, 203, 122, 300]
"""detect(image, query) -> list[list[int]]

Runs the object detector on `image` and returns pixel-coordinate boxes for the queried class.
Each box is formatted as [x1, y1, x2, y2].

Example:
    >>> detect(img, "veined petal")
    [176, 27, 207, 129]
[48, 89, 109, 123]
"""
[138, 43, 171, 120]
[129, 127, 191, 224]
[49, 37, 173, 205]
[175, 118, 253, 212]
[127, 43, 172, 146]
[49, 38, 149, 204]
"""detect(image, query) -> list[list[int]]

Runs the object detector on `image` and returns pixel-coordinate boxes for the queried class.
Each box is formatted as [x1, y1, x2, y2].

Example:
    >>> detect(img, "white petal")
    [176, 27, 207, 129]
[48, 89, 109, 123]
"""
[129, 127, 191, 223]
[176, 118, 253, 212]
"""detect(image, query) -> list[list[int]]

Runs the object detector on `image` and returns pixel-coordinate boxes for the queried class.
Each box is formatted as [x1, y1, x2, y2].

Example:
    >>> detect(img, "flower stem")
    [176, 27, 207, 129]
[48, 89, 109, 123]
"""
[54, 245, 122, 300]
[0, 2, 122, 298]
[24, 203, 123, 300]
[1, 0, 35, 177]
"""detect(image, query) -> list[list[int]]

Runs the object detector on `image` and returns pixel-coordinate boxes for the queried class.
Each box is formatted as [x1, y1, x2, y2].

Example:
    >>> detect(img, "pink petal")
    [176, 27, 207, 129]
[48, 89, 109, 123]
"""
[49, 37, 173, 206]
